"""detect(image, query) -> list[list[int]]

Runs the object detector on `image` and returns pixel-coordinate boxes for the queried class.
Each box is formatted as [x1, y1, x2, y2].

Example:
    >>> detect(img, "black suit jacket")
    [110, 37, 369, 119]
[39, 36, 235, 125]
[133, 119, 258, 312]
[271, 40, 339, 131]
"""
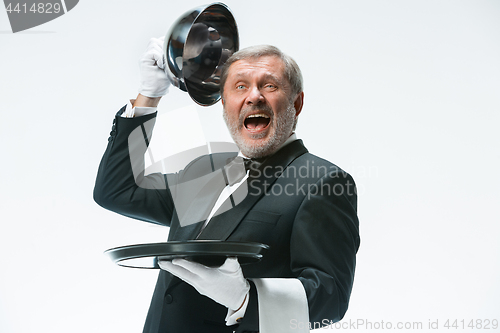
[94, 108, 360, 333]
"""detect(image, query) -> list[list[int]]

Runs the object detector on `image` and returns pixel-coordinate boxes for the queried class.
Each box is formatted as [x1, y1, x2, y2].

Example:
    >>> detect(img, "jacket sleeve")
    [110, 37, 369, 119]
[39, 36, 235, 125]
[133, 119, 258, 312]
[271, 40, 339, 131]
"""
[291, 171, 360, 325]
[93, 106, 176, 226]
[236, 170, 360, 332]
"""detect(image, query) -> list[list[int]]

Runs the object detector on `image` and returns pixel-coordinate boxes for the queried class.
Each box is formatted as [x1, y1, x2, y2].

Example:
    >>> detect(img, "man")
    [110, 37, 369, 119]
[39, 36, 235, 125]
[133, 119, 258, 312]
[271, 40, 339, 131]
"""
[94, 37, 360, 333]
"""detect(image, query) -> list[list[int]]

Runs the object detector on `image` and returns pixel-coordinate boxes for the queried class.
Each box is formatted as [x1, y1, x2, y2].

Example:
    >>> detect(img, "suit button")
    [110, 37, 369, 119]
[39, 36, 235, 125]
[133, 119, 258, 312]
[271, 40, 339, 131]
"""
[165, 294, 173, 304]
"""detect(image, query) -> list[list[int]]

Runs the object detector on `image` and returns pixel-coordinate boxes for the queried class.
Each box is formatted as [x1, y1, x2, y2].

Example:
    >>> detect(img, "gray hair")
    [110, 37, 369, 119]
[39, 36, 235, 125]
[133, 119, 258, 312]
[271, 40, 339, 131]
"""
[219, 45, 303, 100]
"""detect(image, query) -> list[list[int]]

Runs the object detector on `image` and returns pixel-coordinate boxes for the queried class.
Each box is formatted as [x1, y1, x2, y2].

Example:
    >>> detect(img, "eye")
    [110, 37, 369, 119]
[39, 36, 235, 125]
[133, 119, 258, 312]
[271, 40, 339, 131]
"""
[265, 84, 277, 90]
[237, 85, 245, 89]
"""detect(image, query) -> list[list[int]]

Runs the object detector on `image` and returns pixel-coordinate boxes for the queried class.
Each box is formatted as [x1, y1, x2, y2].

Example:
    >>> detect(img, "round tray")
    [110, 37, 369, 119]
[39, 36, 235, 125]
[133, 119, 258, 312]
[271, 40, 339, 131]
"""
[104, 241, 269, 269]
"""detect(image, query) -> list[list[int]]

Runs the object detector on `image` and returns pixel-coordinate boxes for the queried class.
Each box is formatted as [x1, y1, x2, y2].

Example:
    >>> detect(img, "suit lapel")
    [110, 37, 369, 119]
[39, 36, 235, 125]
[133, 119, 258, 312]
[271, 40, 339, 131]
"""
[175, 169, 227, 227]
[169, 152, 238, 241]
[197, 140, 308, 241]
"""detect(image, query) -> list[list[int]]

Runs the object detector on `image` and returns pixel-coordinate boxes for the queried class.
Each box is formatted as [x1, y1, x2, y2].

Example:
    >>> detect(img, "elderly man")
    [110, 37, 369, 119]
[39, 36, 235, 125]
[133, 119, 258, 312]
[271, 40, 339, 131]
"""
[94, 38, 360, 333]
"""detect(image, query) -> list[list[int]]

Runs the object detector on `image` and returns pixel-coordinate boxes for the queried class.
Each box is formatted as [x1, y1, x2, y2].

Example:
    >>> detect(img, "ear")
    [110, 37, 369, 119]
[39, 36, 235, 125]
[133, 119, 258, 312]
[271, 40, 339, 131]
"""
[221, 97, 225, 107]
[293, 91, 304, 116]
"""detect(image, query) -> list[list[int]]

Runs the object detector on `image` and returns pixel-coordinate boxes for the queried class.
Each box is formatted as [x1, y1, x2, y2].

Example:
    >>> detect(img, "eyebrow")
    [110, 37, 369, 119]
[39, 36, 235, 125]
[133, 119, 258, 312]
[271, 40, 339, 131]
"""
[232, 72, 284, 85]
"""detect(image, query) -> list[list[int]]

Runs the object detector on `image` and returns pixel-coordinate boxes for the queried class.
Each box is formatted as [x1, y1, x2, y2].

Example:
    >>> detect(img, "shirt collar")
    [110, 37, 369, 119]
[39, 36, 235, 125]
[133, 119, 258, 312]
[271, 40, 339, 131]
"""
[238, 133, 298, 159]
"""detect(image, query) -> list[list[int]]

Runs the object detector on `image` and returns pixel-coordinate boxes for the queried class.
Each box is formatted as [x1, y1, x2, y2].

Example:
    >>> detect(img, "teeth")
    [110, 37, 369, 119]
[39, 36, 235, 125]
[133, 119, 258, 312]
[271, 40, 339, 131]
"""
[247, 113, 270, 119]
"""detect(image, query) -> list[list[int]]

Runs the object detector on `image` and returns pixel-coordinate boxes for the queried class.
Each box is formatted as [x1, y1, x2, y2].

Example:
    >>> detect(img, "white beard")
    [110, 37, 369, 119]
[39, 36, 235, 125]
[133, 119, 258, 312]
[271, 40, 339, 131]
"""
[223, 103, 297, 158]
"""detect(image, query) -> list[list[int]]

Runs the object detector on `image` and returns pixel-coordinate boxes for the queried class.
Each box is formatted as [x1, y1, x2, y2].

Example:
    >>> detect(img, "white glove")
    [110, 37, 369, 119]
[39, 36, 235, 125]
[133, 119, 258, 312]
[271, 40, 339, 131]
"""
[138, 37, 170, 97]
[159, 257, 250, 311]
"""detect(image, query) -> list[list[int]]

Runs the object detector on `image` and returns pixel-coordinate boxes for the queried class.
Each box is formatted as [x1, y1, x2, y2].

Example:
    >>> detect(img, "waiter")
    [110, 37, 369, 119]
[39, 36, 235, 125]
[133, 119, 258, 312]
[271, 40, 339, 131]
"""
[94, 37, 360, 333]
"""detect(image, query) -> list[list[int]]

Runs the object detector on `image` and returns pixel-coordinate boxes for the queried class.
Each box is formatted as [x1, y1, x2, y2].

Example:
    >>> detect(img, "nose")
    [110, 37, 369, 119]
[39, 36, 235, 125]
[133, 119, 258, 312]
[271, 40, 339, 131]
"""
[245, 86, 265, 105]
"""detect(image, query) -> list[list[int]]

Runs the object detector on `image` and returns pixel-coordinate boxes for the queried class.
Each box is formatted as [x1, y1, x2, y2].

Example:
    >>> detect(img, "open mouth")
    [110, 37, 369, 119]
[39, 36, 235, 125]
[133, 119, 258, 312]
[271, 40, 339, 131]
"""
[244, 113, 271, 132]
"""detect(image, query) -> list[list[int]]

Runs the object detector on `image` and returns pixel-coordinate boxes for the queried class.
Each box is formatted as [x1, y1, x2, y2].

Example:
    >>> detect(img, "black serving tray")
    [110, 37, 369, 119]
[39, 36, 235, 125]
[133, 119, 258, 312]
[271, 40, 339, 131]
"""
[104, 241, 269, 269]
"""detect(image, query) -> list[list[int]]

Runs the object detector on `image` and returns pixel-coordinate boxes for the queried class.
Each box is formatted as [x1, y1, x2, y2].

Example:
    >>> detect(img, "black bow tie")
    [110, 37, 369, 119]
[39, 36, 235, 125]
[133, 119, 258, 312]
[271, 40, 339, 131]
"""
[223, 157, 266, 186]
[243, 158, 263, 173]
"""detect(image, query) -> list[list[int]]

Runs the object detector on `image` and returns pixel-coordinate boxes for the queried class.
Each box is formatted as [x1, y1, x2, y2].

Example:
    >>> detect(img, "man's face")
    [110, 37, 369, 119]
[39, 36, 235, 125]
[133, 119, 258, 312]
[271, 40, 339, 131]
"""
[222, 55, 303, 158]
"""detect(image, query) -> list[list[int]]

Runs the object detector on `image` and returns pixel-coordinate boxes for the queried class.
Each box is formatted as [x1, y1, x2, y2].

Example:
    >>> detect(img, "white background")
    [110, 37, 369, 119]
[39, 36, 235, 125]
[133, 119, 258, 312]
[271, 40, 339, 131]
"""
[1, 1, 499, 332]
